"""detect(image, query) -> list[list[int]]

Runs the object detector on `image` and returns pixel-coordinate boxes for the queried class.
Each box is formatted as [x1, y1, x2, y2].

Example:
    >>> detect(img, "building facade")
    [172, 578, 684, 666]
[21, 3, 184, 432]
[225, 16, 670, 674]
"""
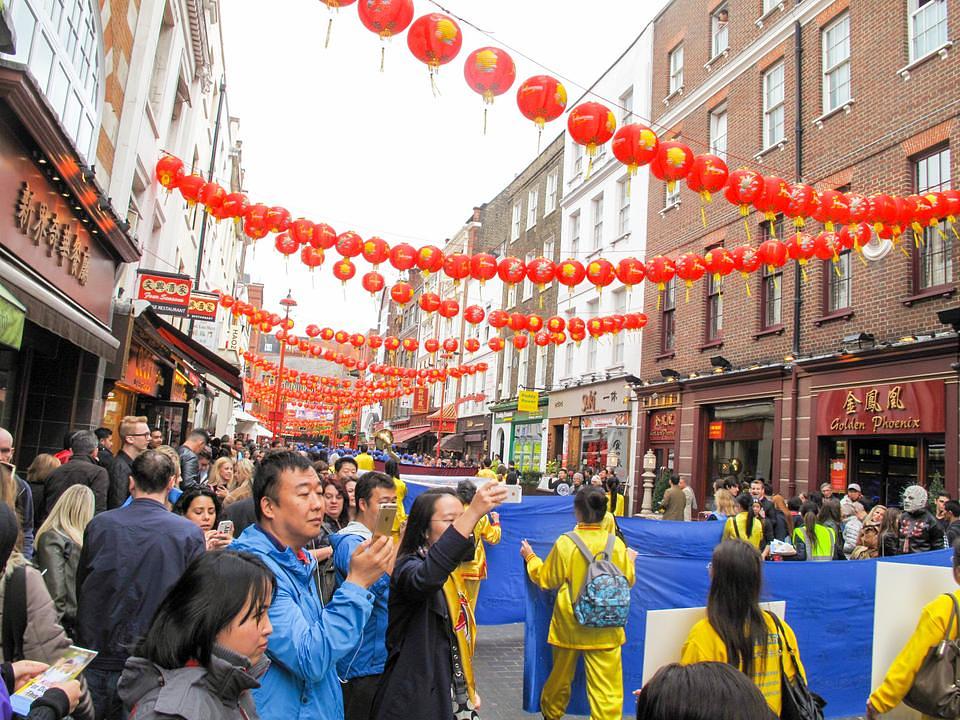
[639, 0, 960, 506]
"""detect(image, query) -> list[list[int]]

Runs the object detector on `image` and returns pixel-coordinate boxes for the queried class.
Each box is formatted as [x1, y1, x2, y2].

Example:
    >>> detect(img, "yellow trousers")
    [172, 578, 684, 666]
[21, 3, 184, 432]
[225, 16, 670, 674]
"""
[540, 646, 623, 720]
[463, 579, 481, 615]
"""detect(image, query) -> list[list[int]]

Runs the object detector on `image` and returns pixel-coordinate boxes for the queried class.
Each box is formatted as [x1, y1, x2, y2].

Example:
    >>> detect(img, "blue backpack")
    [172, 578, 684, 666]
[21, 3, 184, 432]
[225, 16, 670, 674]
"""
[564, 532, 631, 628]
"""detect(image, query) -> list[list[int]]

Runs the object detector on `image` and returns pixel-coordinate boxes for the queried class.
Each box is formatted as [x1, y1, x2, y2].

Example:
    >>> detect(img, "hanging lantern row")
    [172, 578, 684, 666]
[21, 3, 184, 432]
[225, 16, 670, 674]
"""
[243, 349, 487, 383]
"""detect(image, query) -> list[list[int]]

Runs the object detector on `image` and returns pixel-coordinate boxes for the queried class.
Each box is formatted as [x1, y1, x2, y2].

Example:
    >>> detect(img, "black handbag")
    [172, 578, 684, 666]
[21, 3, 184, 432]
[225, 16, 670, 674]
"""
[767, 612, 826, 720]
[903, 593, 960, 718]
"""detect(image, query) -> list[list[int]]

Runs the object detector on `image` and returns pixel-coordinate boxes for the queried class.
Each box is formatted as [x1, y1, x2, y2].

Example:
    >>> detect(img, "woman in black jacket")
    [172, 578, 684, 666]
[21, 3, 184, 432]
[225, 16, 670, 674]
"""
[371, 483, 506, 720]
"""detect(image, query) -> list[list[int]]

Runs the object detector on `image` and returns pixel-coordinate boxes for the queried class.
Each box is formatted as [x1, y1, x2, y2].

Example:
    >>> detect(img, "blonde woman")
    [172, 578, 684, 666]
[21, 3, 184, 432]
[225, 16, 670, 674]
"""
[224, 459, 254, 507]
[708, 488, 737, 522]
[34, 484, 95, 637]
[206, 457, 233, 502]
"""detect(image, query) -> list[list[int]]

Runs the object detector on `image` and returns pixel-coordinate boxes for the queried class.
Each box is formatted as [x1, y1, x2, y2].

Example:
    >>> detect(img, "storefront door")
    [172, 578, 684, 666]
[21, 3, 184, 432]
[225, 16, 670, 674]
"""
[137, 400, 188, 447]
[852, 440, 918, 507]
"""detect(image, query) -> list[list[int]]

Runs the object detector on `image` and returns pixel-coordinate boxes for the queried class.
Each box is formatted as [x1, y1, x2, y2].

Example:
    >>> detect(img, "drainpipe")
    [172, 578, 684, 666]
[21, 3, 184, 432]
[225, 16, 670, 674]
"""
[788, 19, 803, 497]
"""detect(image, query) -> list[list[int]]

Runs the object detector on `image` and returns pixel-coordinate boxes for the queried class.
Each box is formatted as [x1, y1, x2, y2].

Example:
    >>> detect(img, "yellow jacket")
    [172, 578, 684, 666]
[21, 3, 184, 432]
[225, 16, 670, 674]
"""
[681, 612, 805, 716]
[355, 453, 375, 471]
[457, 514, 501, 581]
[391, 476, 407, 534]
[870, 590, 960, 713]
[607, 492, 625, 517]
[525, 523, 636, 650]
[722, 512, 764, 549]
[476, 468, 498, 481]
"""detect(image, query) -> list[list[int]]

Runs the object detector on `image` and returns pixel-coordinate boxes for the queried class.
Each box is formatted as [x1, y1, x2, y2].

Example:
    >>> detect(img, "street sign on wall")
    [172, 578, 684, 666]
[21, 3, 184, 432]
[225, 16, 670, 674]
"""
[518, 390, 539, 413]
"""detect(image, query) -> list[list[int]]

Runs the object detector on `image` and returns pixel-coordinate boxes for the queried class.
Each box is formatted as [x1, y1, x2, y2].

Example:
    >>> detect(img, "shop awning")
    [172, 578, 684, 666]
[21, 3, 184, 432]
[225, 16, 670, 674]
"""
[251, 423, 273, 438]
[427, 405, 458, 421]
[232, 408, 259, 424]
[391, 425, 434, 446]
[439, 434, 465, 452]
[142, 310, 243, 396]
[0, 281, 26, 350]
[463, 433, 484, 443]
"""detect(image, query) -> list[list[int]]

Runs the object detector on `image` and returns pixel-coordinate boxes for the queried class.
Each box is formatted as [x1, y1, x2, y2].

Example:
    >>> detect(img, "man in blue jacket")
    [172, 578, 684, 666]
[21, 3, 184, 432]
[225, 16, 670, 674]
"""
[330, 472, 396, 720]
[232, 451, 395, 720]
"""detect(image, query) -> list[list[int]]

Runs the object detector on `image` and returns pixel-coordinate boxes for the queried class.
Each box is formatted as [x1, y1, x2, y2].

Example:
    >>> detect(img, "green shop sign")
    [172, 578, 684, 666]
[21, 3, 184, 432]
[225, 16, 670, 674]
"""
[0, 283, 25, 351]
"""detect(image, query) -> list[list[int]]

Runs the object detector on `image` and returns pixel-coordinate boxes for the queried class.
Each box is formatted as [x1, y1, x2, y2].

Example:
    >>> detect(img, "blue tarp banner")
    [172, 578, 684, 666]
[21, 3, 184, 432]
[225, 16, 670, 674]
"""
[403, 482, 952, 719]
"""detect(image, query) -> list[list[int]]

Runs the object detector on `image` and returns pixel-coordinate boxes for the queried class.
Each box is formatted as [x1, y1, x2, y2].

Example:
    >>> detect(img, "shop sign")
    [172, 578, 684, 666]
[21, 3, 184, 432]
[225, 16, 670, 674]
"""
[187, 291, 219, 322]
[648, 410, 677, 443]
[225, 324, 244, 353]
[641, 391, 680, 410]
[816, 380, 945, 436]
[14, 183, 91, 285]
[581, 412, 630, 429]
[136, 270, 193, 316]
[412, 387, 430, 414]
[551, 379, 629, 418]
[830, 458, 847, 491]
[518, 390, 540, 413]
[123, 345, 162, 396]
[170, 369, 190, 403]
[708, 421, 725, 440]
[455, 393, 485, 407]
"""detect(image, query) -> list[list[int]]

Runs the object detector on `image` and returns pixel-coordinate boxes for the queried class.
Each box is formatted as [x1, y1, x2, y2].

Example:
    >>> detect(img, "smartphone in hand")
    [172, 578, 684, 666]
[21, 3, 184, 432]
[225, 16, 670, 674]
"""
[218, 520, 234, 536]
[374, 504, 398, 537]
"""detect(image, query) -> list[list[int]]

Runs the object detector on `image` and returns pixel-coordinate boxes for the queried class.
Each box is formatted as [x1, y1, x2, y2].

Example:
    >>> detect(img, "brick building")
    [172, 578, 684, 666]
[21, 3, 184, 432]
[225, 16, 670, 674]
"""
[638, 0, 960, 506]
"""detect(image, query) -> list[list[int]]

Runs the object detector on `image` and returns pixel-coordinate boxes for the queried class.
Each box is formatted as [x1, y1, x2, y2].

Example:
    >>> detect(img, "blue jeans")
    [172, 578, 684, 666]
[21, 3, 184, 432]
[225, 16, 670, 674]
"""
[85, 667, 125, 720]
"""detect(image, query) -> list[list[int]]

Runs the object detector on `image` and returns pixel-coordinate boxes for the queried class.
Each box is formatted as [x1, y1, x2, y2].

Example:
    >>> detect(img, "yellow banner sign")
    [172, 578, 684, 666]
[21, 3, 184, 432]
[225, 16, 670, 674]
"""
[517, 390, 540, 413]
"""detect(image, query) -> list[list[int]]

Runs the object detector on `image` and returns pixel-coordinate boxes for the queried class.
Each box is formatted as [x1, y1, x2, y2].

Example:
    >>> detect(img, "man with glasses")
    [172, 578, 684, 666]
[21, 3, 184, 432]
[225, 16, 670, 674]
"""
[108, 416, 151, 509]
[0, 427, 36, 558]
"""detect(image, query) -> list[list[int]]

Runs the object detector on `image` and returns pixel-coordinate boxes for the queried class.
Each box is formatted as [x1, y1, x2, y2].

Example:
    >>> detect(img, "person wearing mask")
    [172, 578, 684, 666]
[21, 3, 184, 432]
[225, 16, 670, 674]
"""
[33, 485, 94, 638]
[722, 494, 765, 553]
[93, 429, 114, 475]
[25, 454, 58, 537]
[148, 429, 163, 450]
[382, 459, 406, 538]
[174, 487, 232, 551]
[372, 483, 506, 720]
[520, 486, 636, 720]
[118, 551, 274, 720]
[851, 505, 887, 560]
[707, 489, 737, 522]
[206, 458, 234, 503]
[76, 450, 205, 719]
[898, 485, 945, 554]
[660, 475, 686, 522]
[330, 473, 396, 720]
[453, 481, 501, 614]
[879, 507, 902, 558]
[177, 429, 209, 488]
[0, 428, 36, 558]
[108, 416, 151, 510]
[791, 501, 844, 561]
[231, 451, 395, 720]
[44, 431, 108, 517]
[354, 445, 375, 472]
[635, 662, 777, 720]
[681, 540, 808, 715]
[867, 539, 960, 718]
[475, 458, 497, 482]
[945, 500, 960, 548]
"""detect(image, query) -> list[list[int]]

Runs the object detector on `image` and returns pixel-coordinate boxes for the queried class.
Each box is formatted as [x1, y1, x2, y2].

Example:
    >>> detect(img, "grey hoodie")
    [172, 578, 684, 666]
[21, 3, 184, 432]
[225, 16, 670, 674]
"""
[118, 645, 268, 720]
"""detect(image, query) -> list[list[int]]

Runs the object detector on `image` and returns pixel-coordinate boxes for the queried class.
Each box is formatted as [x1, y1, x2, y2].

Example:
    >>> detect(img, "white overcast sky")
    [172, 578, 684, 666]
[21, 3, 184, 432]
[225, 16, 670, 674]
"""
[222, 0, 666, 332]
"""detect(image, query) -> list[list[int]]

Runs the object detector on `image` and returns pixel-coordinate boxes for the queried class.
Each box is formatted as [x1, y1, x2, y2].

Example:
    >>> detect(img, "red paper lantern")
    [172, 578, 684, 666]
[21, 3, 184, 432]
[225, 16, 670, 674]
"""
[156, 155, 184, 189]
[438, 299, 459, 318]
[552, 331, 567, 345]
[586, 259, 616, 292]
[336, 231, 363, 258]
[178, 174, 205, 204]
[332, 258, 356, 284]
[568, 317, 586, 335]
[508, 313, 527, 332]
[306, 324, 321, 338]
[219, 295, 235, 308]
[612, 124, 659, 175]
[813, 232, 840, 261]
[650, 141, 694, 192]
[357, 0, 414, 39]
[516, 75, 568, 129]
[275, 233, 299, 257]
[384, 336, 401, 352]
[390, 243, 418, 271]
[674, 253, 706, 288]
[754, 176, 791, 222]
[534, 330, 551, 347]
[547, 316, 566, 333]
[488, 337, 505, 352]
[265, 206, 290, 234]
[221, 193, 249, 219]
[498, 256, 526, 286]
[724, 169, 764, 216]
[362, 237, 390, 266]
[756, 240, 788, 270]
[526, 256, 556, 289]
[418, 292, 441, 314]
[838, 222, 872, 253]
[300, 246, 325, 270]
[816, 190, 851, 230]
[198, 182, 225, 214]
[686, 154, 729, 202]
[846, 193, 871, 225]
[786, 184, 819, 228]
[425, 338, 440, 354]
[334, 330, 349, 344]
[787, 232, 816, 265]
[464, 47, 516, 105]
[464, 305, 485, 325]
[615, 257, 646, 288]
[417, 245, 444, 275]
[704, 246, 735, 280]
[407, 14, 462, 73]
[645, 256, 676, 290]
[442, 253, 471, 284]
[470, 253, 498, 283]
[361, 271, 385, 295]
[289, 218, 315, 246]
[730, 246, 761, 278]
[526, 314, 544, 333]
[442, 338, 459, 354]
[390, 282, 414, 306]
[567, 102, 617, 159]
[556, 259, 586, 291]
[512, 334, 529, 351]
[488, 310, 509, 329]
[350, 333, 366, 349]
[402, 337, 419, 353]
[369, 335, 383, 349]
[465, 337, 481, 353]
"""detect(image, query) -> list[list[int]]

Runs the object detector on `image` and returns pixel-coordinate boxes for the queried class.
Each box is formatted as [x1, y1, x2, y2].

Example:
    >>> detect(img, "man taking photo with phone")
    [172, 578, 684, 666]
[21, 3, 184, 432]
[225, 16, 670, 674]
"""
[330, 472, 397, 720]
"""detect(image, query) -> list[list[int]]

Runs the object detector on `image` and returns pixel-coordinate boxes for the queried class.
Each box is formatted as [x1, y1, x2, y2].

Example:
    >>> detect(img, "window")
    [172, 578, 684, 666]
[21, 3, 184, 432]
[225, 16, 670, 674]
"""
[511, 202, 522, 242]
[763, 0, 780, 12]
[517, 346, 530, 390]
[587, 299, 599, 369]
[535, 344, 547, 389]
[763, 61, 785, 148]
[543, 237, 556, 263]
[592, 194, 604, 249]
[666, 178, 682, 208]
[761, 264, 783, 328]
[527, 189, 539, 229]
[711, 4, 729, 57]
[619, 87, 634, 125]
[523, 252, 535, 301]
[706, 273, 724, 341]
[614, 178, 631, 237]
[661, 278, 676, 352]
[545, 169, 559, 214]
[500, 345, 513, 398]
[710, 106, 728, 160]
[564, 341, 575, 378]
[910, 0, 948, 61]
[669, 44, 684, 94]
[822, 14, 851, 113]
[508, 282, 519, 308]
[570, 212, 581, 258]
[827, 250, 852, 312]
[612, 288, 627, 365]
[915, 147, 953, 289]
[573, 143, 584, 176]
[7, 0, 103, 160]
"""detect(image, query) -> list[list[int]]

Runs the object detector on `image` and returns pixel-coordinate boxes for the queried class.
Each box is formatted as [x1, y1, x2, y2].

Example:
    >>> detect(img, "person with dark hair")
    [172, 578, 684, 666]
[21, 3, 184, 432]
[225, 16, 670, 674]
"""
[174, 487, 231, 551]
[44, 431, 109, 516]
[118, 551, 275, 720]
[606, 476, 625, 517]
[935, 490, 952, 533]
[231, 451, 395, 720]
[879, 507, 902, 558]
[682, 541, 808, 715]
[944, 499, 960, 548]
[454, 480, 501, 614]
[382, 459, 406, 538]
[660, 475, 686, 522]
[635, 662, 776, 720]
[476, 458, 497, 482]
[790, 501, 844, 561]
[818, 497, 843, 541]
[722, 494, 764, 553]
[321, 478, 350, 533]
[519, 485, 636, 720]
[371, 483, 507, 720]
[76, 450, 205, 719]
[354, 444, 374, 472]
[178, 429, 209, 488]
[330, 473, 397, 720]
[53, 431, 78, 465]
[93, 428, 114, 474]
[867, 538, 960, 718]
[334, 457, 358, 484]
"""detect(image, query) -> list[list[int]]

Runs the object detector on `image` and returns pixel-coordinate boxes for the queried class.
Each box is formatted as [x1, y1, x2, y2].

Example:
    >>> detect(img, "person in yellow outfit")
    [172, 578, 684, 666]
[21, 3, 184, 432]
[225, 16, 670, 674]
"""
[722, 493, 766, 555]
[681, 540, 808, 716]
[354, 443, 375, 471]
[867, 541, 960, 718]
[384, 458, 407, 538]
[605, 477, 625, 517]
[520, 485, 637, 720]
[475, 458, 498, 482]
[454, 480, 502, 613]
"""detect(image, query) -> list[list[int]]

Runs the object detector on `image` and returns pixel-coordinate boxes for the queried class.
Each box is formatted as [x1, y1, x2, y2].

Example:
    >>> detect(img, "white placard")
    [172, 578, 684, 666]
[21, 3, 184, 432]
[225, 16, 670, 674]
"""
[871, 562, 956, 720]
[641, 601, 786, 686]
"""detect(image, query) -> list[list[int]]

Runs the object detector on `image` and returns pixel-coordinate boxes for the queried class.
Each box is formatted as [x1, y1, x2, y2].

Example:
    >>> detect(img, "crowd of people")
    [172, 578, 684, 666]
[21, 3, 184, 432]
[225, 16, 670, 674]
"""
[1, 418, 958, 719]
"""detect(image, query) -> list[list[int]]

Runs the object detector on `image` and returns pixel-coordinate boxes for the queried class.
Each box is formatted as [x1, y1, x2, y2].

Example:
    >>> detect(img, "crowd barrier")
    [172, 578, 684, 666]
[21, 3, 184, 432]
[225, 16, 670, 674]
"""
[403, 481, 952, 718]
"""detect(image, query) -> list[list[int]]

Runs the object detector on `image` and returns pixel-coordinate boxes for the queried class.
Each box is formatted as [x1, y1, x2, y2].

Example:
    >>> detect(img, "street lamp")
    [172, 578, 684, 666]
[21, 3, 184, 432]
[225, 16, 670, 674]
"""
[272, 290, 297, 439]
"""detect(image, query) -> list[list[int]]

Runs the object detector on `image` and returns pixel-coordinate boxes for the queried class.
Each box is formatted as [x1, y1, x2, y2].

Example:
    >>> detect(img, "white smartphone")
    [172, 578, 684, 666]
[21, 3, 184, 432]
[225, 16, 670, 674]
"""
[502, 485, 522, 504]
[374, 503, 398, 537]
[217, 520, 234, 536]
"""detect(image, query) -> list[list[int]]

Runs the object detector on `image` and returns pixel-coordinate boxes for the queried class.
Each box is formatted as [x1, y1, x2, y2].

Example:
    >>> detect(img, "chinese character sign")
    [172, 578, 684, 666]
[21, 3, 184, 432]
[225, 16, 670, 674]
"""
[816, 381, 945, 436]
